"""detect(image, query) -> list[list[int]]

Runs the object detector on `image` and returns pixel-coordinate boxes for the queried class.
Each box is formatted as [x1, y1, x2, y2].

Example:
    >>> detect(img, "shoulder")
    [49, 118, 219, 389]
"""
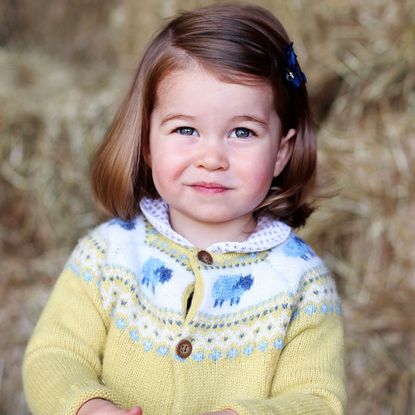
[268, 231, 325, 271]
[265, 232, 343, 323]
[93, 214, 146, 244]
[265, 231, 335, 294]
[279, 233, 318, 260]
[65, 214, 147, 276]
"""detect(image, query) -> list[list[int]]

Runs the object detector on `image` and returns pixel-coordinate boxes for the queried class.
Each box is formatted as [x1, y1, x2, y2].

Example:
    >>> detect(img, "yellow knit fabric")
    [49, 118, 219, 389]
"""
[23, 217, 346, 415]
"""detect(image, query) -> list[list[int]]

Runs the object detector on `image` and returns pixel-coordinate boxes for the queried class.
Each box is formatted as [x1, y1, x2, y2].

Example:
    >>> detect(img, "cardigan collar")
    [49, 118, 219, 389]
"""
[139, 197, 291, 254]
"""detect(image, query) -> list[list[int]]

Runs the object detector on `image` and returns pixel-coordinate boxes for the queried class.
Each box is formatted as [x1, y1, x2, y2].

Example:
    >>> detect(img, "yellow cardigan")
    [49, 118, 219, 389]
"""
[23, 198, 346, 415]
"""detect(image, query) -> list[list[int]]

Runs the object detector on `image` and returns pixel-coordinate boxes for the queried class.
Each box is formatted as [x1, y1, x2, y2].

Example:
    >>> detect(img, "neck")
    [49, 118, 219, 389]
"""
[169, 211, 257, 249]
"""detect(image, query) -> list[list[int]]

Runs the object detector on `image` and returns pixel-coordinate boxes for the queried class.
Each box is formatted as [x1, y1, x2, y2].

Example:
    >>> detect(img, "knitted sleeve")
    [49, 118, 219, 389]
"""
[219, 268, 346, 415]
[22, 229, 123, 415]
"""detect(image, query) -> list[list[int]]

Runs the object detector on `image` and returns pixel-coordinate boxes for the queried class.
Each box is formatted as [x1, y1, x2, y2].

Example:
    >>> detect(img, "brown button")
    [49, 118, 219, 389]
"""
[197, 250, 213, 265]
[176, 339, 192, 358]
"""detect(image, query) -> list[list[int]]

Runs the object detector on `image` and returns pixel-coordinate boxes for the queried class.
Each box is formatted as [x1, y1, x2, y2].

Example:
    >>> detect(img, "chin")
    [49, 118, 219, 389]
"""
[191, 211, 248, 225]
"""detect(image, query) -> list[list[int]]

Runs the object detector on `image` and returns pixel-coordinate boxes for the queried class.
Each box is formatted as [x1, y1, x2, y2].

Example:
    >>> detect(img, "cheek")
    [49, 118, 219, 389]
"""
[150, 155, 168, 187]
[251, 171, 274, 199]
[150, 150, 182, 188]
[237, 156, 276, 190]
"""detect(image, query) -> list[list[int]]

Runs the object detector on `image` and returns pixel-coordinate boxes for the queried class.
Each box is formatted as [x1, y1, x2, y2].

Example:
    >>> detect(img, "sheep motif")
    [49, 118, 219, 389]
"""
[283, 235, 316, 260]
[212, 275, 254, 307]
[141, 257, 173, 294]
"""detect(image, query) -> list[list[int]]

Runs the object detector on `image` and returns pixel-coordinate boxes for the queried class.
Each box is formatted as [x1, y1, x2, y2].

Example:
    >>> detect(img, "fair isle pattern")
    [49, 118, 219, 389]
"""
[71, 259, 340, 362]
[64, 231, 106, 285]
[144, 222, 193, 270]
[64, 209, 341, 363]
[140, 197, 292, 253]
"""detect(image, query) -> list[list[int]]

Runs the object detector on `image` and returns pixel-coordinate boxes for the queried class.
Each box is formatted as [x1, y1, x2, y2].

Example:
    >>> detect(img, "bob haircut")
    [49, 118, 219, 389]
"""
[91, 3, 316, 228]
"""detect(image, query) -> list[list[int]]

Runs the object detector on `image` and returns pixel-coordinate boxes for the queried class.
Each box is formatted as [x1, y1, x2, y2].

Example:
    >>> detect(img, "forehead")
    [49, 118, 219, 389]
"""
[154, 66, 275, 115]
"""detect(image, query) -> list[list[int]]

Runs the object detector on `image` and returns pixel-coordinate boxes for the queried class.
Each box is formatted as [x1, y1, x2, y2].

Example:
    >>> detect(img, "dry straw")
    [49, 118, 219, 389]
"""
[0, 0, 414, 414]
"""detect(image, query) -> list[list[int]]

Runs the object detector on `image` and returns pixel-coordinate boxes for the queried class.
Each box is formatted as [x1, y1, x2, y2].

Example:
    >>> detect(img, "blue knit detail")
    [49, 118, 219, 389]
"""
[110, 218, 136, 230]
[258, 341, 268, 352]
[274, 339, 284, 350]
[156, 346, 169, 356]
[143, 340, 153, 352]
[243, 345, 254, 356]
[141, 257, 173, 294]
[212, 274, 254, 307]
[192, 352, 205, 362]
[304, 304, 317, 316]
[116, 318, 126, 329]
[227, 348, 238, 359]
[82, 270, 93, 282]
[129, 330, 140, 342]
[210, 350, 222, 362]
[283, 235, 316, 260]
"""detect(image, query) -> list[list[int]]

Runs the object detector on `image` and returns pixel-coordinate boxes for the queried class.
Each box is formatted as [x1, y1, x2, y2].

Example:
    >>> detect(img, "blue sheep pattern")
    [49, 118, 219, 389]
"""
[283, 235, 316, 260]
[141, 257, 173, 294]
[212, 274, 254, 307]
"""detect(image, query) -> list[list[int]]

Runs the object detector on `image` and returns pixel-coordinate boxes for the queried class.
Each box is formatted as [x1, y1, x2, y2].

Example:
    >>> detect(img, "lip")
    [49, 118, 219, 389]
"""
[189, 182, 231, 194]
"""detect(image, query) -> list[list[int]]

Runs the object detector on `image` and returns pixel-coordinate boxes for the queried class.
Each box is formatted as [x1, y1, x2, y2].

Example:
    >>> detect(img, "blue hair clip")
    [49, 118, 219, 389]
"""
[284, 42, 307, 88]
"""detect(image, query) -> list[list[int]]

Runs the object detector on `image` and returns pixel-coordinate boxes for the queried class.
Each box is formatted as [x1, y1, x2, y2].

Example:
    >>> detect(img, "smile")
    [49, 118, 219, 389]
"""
[190, 182, 230, 194]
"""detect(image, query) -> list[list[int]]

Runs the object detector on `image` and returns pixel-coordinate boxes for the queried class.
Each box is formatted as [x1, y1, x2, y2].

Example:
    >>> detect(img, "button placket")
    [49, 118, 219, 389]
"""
[173, 251, 213, 352]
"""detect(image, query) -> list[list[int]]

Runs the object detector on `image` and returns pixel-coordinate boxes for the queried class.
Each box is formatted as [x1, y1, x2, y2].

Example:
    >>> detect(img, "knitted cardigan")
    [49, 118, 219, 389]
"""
[23, 198, 346, 415]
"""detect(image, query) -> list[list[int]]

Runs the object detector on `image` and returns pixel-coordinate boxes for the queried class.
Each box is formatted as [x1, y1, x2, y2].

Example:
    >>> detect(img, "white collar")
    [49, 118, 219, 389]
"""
[139, 197, 291, 254]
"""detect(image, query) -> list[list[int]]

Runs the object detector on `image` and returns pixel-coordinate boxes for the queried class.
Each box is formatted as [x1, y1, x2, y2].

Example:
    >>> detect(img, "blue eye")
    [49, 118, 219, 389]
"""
[230, 128, 254, 139]
[175, 127, 198, 136]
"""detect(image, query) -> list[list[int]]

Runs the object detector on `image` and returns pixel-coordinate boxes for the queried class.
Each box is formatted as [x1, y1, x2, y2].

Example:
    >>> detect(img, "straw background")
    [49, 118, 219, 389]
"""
[0, 0, 414, 414]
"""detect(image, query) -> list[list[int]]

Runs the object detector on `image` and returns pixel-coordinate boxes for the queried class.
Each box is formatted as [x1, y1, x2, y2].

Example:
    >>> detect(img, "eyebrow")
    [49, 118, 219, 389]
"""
[160, 114, 196, 126]
[160, 114, 268, 127]
[230, 115, 268, 127]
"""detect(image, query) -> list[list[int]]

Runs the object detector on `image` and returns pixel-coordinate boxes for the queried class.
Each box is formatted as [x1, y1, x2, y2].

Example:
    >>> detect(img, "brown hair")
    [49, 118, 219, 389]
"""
[91, 3, 316, 228]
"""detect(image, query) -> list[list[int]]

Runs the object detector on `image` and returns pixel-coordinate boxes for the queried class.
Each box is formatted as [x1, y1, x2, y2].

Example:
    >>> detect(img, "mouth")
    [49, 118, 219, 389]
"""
[189, 182, 230, 194]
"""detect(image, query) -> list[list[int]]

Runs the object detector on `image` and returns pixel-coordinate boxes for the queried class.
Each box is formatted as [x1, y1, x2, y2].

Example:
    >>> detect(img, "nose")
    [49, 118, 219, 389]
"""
[194, 138, 229, 171]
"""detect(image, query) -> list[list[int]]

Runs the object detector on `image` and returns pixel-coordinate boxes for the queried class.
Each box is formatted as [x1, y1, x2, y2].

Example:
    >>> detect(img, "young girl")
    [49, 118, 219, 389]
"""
[23, 4, 345, 415]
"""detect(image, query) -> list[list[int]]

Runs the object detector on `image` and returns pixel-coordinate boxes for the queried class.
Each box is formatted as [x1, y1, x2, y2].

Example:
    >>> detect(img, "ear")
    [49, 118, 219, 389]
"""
[273, 128, 296, 177]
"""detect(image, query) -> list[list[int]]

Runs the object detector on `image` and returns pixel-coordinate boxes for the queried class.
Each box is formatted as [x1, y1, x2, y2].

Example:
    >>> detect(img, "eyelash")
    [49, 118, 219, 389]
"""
[229, 127, 255, 139]
[173, 126, 255, 138]
[174, 127, 198, 136]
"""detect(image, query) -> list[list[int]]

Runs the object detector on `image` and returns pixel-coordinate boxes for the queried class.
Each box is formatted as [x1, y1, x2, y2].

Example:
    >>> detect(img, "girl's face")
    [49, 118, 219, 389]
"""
[148, 65, 295, 242]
